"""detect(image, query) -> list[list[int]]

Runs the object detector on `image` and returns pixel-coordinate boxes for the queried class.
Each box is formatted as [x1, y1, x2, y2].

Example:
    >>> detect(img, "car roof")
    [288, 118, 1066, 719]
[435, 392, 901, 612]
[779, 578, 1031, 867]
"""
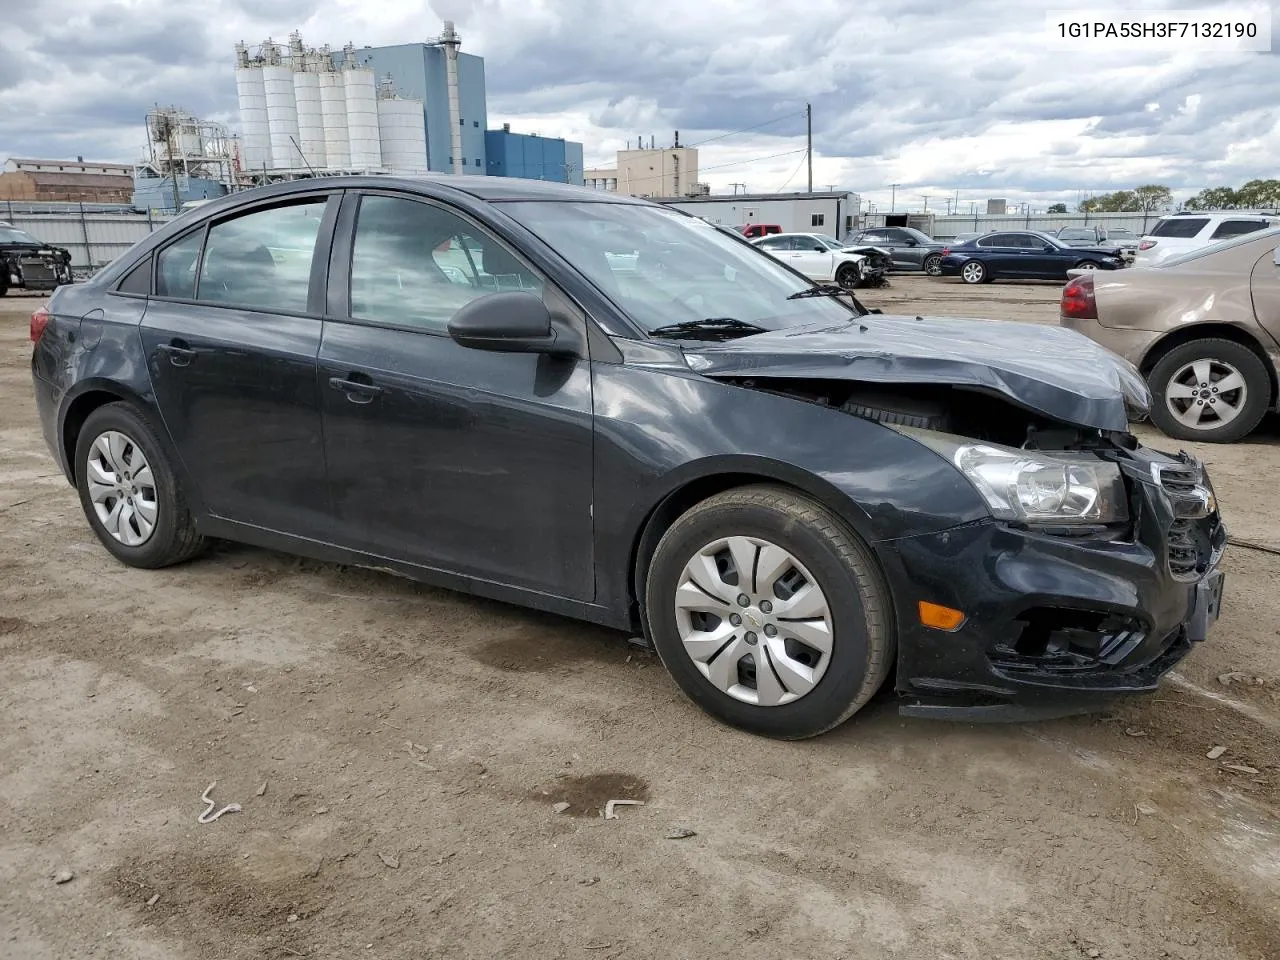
[210, 174, 650, 206]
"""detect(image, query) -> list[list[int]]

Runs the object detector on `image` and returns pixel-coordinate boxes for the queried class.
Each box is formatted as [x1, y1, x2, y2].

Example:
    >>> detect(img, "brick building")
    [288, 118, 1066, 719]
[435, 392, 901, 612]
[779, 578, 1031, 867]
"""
[0, 158, 134, 204]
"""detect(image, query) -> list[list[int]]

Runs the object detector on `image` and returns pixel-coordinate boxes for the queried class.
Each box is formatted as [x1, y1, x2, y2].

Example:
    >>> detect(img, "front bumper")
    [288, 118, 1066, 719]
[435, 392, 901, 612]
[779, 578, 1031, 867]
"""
[879, 447, 1225, 720]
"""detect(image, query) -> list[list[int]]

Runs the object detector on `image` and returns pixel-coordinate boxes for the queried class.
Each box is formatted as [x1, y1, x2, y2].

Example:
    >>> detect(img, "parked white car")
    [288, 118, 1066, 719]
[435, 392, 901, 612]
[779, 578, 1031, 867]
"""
[1135, 212, 1276, 266]
[750, 232, 891, 288]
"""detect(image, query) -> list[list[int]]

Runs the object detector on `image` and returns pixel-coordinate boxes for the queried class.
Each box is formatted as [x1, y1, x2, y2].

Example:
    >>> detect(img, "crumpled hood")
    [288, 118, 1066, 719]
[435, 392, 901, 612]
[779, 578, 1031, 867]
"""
[683, 314, 1151, 431]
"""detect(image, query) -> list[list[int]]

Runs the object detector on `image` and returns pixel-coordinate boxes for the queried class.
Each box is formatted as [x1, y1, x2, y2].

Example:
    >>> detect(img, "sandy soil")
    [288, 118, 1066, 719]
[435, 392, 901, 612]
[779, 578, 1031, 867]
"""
[1, 280, 1277, 960]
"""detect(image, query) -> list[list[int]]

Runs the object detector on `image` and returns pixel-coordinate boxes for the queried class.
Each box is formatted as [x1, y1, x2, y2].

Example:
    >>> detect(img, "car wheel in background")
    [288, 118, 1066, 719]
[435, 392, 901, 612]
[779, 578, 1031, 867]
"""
[74, 402, 206, 568]
[1147, 339, 1271, 443]
[835, 262, 862, 289]
[960, 261, 987, 284]
[644, 485, 895, 739]
[923, 254, 943, 276]
[1073, 260, 1100, 271]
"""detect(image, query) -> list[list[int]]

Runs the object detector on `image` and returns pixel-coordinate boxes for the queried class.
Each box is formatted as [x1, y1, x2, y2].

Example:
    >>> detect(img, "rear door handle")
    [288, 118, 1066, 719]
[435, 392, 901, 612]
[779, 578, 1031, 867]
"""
[328, 376, 383, 403]
[158, 342, 196, 367]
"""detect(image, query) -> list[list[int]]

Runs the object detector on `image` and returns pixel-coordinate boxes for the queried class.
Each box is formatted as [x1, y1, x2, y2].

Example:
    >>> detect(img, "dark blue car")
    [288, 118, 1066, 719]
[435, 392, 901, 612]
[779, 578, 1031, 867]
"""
[29, 177, 1224, 738]
[940, 230, 1125, 283]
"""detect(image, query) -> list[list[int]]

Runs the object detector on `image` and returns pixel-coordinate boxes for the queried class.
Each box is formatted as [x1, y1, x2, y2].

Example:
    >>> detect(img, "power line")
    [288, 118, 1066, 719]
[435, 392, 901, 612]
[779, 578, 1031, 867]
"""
[699, 148, 808, 173]
[774, 151, 810, 193]
[685, 111, 807, 149]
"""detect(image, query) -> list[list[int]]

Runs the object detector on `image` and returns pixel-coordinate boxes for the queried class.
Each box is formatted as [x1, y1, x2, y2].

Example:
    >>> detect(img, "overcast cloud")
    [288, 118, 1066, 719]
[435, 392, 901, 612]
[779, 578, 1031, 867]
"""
[1, 0, 1276, 210]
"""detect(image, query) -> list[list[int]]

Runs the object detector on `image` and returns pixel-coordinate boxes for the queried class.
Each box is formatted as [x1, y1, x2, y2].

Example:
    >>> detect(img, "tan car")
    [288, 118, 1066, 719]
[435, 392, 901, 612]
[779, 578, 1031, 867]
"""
[1060, 227, 1280, 442]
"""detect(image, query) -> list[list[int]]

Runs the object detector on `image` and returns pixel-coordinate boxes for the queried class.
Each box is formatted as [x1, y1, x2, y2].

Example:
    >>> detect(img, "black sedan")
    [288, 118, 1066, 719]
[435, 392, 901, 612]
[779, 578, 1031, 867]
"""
[940, 230, 1125, 283]
[30, 177, 1225, 738]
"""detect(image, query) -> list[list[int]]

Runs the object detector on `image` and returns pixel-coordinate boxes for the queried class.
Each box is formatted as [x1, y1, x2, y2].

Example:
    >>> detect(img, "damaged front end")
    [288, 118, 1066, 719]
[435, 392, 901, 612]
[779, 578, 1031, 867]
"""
[685, 315, 1226, 720]
[841, 245, 893, 288]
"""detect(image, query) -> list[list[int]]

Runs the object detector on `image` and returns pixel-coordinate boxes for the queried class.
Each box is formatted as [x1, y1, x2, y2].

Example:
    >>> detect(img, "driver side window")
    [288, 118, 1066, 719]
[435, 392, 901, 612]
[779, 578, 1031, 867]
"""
[350, 195, 542, 333]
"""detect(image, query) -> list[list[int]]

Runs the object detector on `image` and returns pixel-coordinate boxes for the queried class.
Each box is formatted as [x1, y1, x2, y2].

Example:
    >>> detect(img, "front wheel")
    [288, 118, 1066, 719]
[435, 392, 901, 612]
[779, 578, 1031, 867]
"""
[1147, 339, 1271, 443]
[644, 485, 895, 739]
[835, 262, 863, 289]
[923, 254, 943, 276]
[960, 260, 988, 284]
[74, 402, 206, 568]
[1073, 260, 1100, 271]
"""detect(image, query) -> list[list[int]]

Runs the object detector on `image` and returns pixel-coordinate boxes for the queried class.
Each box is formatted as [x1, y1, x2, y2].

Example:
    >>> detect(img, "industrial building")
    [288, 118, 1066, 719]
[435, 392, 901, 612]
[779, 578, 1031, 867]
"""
[0, 158, 134, 204]
[585, 144, 705, 198]
[486, 124, 583, 184]
[231, 22, 584, 185]
[132, 108, 237, 212]
[656, 191, 864, 240]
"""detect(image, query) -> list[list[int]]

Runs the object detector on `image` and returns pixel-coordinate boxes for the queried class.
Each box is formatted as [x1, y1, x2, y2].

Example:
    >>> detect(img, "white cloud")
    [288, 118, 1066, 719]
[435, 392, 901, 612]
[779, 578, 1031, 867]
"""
[1, 0, 1277, 210]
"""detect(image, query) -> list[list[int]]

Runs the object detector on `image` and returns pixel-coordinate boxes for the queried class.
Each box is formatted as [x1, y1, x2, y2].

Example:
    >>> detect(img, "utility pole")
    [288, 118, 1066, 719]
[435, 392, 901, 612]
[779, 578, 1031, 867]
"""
[890, 183, 900, 212]
[729, 182, 746, 195]
[921, 195, 929, 213]
[805, 102, 813, 193]
[944, 198, 952, 215]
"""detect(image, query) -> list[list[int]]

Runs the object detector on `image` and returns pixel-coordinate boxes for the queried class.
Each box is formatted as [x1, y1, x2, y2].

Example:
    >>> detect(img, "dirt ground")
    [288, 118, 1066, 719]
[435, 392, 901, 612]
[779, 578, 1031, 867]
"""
[1, 276, 1278, 960]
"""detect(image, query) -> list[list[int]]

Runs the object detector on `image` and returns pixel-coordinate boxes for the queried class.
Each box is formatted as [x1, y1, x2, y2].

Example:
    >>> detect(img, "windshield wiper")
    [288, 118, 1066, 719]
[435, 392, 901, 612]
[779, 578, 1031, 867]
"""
[648, 317, 769, 341]
[785, 283, 849, 300]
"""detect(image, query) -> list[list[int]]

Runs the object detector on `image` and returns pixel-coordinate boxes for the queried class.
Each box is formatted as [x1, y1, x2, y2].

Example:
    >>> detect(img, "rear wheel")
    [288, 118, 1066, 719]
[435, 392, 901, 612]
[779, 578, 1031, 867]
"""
[960, 260, 987, 284]
[923, 254, 943, 276]
[1147, 339, 1271, 443]
[74, 403, 206, 568]
[644, 485, 894, 739]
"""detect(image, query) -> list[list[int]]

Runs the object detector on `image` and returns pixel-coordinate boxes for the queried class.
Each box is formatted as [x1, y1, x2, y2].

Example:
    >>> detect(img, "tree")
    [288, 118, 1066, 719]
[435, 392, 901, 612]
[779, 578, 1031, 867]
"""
[1236, 178, 1280, 209]
[1047, 202, 1067, 214]
[1185, 186, 1239, 210]
[1132, 184, 1173, 213]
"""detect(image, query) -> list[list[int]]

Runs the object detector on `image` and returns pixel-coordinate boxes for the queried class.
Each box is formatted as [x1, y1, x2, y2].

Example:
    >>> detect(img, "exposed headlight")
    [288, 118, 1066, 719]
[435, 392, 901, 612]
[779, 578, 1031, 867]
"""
[907, 431, 1129, 525]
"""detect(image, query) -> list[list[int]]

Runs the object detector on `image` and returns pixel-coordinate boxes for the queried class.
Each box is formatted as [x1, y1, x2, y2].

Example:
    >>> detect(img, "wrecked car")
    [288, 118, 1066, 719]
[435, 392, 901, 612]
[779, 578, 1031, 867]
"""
[32, 178, 1226, 739]
[1, 222, 73, 295]
[750, 232, 892, 288]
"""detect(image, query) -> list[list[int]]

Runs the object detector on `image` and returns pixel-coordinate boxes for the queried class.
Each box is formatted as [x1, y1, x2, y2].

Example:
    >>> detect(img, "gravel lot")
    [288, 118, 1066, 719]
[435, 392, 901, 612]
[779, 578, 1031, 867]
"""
[1, 276, 1278, 959]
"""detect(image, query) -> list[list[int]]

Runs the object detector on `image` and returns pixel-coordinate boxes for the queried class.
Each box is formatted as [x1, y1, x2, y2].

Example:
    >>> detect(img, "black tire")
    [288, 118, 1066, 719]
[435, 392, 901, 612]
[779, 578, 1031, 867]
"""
[1073, 260, 1101, 272]
[644, 485, 895, 739]
[835, 262, 863, 290]
[923, 254, 943, 276]
[74, 402, 206, 568]
[1147, 339, 1271, 443]
[960, 260, 988, 284]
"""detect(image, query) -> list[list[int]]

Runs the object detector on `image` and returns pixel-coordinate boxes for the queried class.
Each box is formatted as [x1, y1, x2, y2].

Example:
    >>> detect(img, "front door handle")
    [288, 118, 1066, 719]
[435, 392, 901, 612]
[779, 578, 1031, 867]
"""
[328, 376, 383, 404]
[158, 341, 195, 367]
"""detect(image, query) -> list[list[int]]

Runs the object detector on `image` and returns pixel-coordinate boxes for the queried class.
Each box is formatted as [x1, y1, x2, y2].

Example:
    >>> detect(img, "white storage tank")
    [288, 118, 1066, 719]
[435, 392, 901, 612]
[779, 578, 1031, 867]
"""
[319, 71, 350, 171]
[235, 63, 270, 172]
[292, 60, 327, 170]
[263, 58, 301, 169]
[377, 96, 428, 175]
[344, 65, 382, 170]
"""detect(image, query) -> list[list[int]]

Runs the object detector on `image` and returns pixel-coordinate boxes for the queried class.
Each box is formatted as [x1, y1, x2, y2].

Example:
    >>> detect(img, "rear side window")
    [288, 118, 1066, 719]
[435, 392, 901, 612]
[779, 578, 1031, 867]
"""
[349, 195, 543, 334]
[978, 234, 1014, 247]
[197, 201, 326, 313]
[1150, 217, 1208, 238]
[156, 231, 202, 299]
[116, 255, 153, 295]
[1210, 219, 1268, 240]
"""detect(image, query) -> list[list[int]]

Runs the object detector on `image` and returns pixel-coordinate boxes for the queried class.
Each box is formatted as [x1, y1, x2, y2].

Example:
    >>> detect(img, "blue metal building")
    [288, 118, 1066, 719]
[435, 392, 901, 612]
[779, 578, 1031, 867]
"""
[351, 43, 488, 174]
[484, 128, 584, 185]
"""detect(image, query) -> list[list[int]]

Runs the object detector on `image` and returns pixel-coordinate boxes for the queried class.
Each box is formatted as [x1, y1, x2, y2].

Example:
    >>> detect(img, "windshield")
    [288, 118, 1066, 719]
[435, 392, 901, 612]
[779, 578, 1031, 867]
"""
[901, 227, 934, 243]
[500, 201, 862, 335]
[0, 226, 43, 245]
[1155, 226, 1280, 269]
[812, 235, 843, 250]
[1108, 229, 1136, 240]
[1057, 229, 1094, 240]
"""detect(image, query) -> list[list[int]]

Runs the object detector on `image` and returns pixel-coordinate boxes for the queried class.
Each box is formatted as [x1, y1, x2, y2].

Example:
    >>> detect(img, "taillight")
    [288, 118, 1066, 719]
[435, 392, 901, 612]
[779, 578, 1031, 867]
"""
[1060, 275, 1097, 320]
[1138, 239, 1157, 251]
[940, 247, 951, 256]
[30, 305, 51, 343]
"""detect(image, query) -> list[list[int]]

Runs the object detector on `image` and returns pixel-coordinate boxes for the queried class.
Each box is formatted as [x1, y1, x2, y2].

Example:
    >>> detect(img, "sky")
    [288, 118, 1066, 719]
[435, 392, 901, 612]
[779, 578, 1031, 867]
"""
[1, 0, 1277, 211]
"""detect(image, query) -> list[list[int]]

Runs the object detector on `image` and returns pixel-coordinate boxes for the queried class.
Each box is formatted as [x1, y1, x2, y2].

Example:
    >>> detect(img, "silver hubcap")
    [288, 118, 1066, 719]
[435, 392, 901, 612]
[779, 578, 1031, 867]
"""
[1165, 359, 1247, 430]
[962, 262, 983, 282]
[86, 431, 158, 546]
[925, 257, 941, 276]
[1078, 262, 1098, 270]
[673, 536, 833, 707]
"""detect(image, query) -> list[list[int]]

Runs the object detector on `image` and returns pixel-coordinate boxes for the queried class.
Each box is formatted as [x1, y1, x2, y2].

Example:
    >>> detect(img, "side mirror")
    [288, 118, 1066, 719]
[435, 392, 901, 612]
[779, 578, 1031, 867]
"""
[447, 291, 575, 356]
[813, 245, 826, 252]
